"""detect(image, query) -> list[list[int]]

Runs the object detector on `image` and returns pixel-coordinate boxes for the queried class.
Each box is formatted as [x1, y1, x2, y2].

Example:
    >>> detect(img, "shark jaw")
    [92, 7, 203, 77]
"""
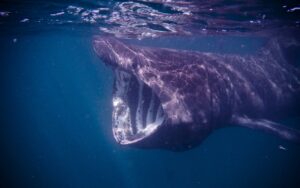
[112, 69, 166, 145]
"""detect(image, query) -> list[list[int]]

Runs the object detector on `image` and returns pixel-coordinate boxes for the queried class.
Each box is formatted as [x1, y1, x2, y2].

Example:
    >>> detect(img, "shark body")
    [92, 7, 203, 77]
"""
[93, 36, 300, 151]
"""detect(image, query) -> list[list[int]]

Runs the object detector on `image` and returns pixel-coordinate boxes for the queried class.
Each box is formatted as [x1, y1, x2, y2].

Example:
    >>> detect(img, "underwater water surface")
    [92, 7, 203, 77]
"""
[1, 0, 300, 188]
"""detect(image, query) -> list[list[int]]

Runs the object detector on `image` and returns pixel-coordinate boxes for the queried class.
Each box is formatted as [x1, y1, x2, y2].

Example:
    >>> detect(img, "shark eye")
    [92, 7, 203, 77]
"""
[132, 62, 138, 70]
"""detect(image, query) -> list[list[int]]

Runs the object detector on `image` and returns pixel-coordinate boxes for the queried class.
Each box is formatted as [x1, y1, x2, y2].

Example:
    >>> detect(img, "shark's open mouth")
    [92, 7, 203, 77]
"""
[112, 69, 166, 145]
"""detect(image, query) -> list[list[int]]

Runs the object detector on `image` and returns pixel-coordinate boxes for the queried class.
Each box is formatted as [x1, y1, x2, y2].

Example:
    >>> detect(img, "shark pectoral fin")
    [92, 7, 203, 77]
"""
[231, 116, 300, 143]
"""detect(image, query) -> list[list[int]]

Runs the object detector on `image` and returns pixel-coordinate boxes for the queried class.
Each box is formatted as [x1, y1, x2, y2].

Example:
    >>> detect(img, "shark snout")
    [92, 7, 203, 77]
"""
[93, 36, 136, 70]
[93, 36, 118, 67]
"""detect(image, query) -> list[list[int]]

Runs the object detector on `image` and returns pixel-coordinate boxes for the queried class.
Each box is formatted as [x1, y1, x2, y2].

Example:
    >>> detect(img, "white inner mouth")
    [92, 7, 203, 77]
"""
[112, 69, 165, 145]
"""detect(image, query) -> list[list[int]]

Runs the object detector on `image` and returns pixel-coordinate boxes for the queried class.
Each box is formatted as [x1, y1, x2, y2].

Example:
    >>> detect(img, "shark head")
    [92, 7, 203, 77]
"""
[93, 36, 211, 151]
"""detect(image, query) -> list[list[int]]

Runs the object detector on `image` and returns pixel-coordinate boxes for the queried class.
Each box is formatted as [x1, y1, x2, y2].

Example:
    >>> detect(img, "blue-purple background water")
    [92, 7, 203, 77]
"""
[1, 0, 300, 187]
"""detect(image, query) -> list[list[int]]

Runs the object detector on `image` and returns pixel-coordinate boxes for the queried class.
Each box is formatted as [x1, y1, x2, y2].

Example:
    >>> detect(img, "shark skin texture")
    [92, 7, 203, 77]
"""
[93, 36, 300, 151]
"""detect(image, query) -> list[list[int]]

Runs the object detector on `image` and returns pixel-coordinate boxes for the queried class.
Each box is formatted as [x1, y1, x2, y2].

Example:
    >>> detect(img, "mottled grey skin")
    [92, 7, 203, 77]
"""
[93, 36, 300, 151]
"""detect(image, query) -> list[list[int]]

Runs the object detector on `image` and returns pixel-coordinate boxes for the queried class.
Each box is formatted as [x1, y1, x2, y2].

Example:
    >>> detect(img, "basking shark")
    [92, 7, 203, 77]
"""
[93, 35, 300, 151]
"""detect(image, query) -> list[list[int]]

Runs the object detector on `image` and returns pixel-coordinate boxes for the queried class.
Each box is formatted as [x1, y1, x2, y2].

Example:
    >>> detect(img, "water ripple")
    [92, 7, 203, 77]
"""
[0, 0, 299, 38]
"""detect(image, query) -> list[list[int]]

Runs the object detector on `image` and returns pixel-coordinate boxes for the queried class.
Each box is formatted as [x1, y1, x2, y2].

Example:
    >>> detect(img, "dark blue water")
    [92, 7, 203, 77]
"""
[1, 1, 300, 188]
